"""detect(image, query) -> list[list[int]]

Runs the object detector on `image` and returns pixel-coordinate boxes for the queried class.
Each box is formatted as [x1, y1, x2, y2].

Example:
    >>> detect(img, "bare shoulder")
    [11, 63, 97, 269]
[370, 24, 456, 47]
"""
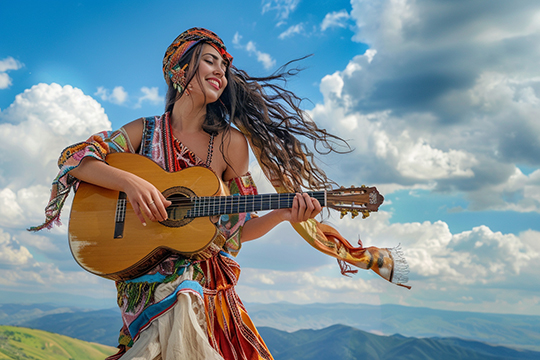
[122, 118, 144, 152]
[221, 127, 250, 181]
[226, 127, 249, 151]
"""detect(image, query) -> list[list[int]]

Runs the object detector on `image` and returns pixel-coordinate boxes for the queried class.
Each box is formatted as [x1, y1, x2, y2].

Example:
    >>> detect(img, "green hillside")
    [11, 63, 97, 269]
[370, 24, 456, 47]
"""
[0, 325, 116, 360]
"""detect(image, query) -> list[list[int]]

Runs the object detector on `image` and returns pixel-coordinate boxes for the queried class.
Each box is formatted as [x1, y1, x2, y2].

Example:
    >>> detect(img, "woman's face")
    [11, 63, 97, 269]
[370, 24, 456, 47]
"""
[190, 43, 229, 104]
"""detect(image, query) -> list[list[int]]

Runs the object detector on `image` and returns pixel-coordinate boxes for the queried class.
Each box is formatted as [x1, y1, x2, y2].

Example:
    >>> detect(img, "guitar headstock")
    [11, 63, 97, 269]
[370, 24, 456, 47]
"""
[327, 185, 384, 219]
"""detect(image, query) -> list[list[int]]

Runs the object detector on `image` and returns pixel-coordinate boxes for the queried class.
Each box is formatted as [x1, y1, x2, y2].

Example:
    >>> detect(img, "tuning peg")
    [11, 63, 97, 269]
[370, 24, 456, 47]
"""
[340, 186, 345, 189]
[340, 209, 348, 219]
[350, 209, 359, 219]
[362, 210, 370, 219]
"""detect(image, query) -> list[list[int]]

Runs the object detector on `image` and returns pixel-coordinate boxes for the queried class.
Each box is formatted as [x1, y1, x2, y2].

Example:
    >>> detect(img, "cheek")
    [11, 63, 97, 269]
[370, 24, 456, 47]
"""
[222, 77, 228, 90]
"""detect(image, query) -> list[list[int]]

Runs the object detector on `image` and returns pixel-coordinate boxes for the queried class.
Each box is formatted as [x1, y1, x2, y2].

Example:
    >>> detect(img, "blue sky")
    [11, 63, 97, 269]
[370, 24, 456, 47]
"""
[1, 0, 540, 316]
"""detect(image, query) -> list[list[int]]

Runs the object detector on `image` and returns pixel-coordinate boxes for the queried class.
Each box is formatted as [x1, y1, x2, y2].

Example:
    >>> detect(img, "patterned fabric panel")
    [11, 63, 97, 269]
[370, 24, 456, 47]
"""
[29, 128, 132, 231]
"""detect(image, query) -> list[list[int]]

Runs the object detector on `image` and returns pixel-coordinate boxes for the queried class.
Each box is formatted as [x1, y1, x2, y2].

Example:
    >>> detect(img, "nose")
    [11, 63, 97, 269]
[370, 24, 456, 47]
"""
[213, 66, 224, 77]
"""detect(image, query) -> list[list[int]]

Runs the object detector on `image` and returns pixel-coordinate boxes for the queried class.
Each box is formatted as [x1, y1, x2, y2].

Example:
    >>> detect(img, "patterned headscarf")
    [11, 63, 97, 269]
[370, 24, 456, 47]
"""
[163, 27, 233, 95]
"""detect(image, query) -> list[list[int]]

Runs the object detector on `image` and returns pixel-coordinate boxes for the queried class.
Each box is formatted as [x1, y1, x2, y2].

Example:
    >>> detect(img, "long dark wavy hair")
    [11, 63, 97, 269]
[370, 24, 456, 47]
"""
[165, 43, 350, 191]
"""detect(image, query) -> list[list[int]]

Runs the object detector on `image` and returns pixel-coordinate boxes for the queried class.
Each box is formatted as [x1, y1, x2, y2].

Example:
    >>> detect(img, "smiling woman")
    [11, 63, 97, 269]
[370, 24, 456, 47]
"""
[30, 27, 408, 360]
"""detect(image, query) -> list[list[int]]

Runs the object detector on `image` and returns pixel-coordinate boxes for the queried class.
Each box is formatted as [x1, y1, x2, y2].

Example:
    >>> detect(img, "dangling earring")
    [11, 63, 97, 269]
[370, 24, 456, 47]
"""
[185, 84, 192, 96]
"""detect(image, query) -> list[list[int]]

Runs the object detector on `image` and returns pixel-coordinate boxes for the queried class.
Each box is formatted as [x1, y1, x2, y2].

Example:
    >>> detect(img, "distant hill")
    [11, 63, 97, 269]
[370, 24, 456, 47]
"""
[245, 302, 540, 351]
[0, 325, 116, 360]
[20, 309, 122, 347]
[259, 324, 540, 360]
[0, 304, 122, 347]
[0, 304, 77, 325]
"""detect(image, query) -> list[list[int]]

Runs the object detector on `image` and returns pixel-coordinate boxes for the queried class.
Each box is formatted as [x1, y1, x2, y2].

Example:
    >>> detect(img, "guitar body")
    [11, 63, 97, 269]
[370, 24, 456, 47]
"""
[68, 153, 224, 281]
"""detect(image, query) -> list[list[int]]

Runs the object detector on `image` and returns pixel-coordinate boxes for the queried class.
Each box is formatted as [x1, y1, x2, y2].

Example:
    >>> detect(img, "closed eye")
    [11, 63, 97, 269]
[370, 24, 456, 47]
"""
[203, 53, 227, 71]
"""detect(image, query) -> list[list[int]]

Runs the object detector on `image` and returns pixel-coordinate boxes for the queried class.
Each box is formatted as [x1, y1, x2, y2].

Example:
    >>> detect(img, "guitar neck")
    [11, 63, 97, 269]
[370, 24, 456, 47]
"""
[187, 191, 327, 218]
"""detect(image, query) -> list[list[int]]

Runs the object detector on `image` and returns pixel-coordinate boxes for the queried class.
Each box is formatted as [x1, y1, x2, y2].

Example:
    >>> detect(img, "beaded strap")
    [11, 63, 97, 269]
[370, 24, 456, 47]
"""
[205, 133, 215, 168]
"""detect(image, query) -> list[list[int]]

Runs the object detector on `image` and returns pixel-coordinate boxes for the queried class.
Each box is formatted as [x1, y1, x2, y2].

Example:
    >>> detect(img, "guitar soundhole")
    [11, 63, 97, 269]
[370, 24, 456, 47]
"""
[160, 186, 195, 228]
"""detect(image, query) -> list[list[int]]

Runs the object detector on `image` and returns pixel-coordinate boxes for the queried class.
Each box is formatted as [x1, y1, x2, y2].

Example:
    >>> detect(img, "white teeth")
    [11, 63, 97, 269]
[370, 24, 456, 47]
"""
[208, 79, 219, 87]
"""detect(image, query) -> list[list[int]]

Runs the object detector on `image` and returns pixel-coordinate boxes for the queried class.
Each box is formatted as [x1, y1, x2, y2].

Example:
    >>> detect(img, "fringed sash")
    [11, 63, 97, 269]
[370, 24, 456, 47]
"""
[246, 136, 410, 289]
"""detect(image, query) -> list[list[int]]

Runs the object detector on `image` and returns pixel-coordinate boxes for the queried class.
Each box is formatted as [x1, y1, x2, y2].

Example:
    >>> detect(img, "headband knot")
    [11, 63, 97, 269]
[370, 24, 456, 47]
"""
[163, 27, 233, 94]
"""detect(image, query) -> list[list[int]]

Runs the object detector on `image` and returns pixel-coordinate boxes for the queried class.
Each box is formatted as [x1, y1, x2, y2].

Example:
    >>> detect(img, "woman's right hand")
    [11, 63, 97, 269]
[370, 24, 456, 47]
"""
[121, 173, 172, 225]
[70, 157, 172, 226]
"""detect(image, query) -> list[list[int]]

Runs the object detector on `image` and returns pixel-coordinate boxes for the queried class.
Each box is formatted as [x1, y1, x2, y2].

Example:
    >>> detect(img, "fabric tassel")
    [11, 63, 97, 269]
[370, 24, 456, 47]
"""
[388, 244, 411, 289]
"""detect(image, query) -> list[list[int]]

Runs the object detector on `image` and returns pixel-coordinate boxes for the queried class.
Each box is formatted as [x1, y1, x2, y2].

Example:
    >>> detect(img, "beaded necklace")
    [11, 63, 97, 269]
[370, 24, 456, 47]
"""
[172, 132, 214, 170]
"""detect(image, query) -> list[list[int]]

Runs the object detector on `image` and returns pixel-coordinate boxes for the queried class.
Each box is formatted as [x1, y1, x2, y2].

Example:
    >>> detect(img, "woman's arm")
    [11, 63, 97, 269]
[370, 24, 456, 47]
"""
[222, 129, 322, 243]
[240, 193, 322, 242]
[69, 119, 171, 225]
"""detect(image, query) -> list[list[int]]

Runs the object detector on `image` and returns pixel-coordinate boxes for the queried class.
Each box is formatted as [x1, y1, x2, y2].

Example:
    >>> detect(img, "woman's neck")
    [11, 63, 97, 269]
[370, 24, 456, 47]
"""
[170, 96, 207, 134]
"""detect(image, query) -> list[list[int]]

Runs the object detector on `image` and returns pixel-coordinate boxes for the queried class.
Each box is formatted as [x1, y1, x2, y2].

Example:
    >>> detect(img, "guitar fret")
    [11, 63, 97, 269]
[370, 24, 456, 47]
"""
[189, 191, 327, 218]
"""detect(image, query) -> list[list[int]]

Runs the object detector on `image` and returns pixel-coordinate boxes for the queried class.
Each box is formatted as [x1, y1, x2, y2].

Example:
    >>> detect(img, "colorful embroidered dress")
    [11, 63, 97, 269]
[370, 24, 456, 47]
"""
[35, 113, 272, 360]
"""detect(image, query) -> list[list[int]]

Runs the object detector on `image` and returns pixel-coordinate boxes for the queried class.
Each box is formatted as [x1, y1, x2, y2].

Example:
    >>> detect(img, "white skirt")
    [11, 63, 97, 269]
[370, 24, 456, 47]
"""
[119, 269, 224, 360]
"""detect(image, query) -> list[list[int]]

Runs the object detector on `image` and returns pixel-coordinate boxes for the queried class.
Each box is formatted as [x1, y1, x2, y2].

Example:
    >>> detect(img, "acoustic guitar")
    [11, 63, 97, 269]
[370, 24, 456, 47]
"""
[68, 153, 384, 280]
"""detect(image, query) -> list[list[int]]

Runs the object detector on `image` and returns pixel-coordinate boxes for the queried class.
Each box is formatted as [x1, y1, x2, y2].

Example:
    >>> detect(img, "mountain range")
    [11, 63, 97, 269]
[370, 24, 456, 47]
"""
[258, 325, 540, 360]
[1, 323, 538, 360]
[246, 302, 540, 351]
[1, 301, 539, 359]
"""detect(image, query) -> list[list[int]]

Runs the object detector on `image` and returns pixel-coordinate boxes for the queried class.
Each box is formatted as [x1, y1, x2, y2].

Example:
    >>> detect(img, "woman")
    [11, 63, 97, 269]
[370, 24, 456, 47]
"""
[32, 28, 408, 360]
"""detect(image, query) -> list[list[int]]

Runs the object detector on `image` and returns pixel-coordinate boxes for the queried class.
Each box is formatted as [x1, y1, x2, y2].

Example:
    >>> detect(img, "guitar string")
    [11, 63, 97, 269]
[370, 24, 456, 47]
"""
[164, 193, 326, 207]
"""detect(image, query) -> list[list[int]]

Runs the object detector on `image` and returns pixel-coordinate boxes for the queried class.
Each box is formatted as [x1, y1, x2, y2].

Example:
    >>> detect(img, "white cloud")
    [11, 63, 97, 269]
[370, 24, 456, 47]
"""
[247, 42, 276, 70]
[306, 0, 540, 214]
[232, 33, 276, 70]
[0, 262, 103, 288]
[278, 23, 305, 39]
[95, 86, 128, 105]
[237, 266, 380, 304]
[321, 10, 350, 31]
[383, 133, 478, 180]
[0, 229, 33, 266]
[325, 209, 540, 291]
[350, 0, 419, 47]
[0, 83, 111, 228]
[0, 83, 116, 297]
[0, 189, 25, 227]
[236, 202, 540, 312]
[261, 0, 300, 20]
[0, 57, 23, 89]
[135, 86, 164, 108]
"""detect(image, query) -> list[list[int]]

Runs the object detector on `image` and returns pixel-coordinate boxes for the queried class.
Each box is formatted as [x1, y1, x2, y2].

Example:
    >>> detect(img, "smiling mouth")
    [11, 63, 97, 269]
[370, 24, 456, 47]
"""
[207, 79, 220, 90]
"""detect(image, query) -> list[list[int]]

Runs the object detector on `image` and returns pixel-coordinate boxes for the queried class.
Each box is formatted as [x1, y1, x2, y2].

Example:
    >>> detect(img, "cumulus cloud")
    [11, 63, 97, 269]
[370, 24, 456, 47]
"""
[232, 33, 276, 70]
[0, 229, 33, 267]
[321, 10, 351, 31]
[308, 0, 540, 213]
[0, 83, 115, 296]
[0, 57, 23, 89]
[237, 266, 380, 304]
[236, 202, 540, 311]
[373, 213, 537, 282]
[0, 83, 111, 227]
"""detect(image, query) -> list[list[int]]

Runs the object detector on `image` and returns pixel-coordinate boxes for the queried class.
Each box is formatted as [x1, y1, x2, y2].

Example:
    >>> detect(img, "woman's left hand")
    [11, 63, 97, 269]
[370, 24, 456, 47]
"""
[241, 193, 323, 242]
[279, 193, 323, 223]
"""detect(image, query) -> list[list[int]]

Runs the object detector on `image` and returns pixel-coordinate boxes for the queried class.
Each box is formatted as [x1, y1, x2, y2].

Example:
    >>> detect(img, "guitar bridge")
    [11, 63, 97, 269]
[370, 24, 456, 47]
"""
[114, 192, 127, 239]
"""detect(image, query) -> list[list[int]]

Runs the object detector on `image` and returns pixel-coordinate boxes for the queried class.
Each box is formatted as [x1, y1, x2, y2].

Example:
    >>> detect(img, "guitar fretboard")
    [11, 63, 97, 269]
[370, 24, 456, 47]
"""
[186, 191, 326, 218]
